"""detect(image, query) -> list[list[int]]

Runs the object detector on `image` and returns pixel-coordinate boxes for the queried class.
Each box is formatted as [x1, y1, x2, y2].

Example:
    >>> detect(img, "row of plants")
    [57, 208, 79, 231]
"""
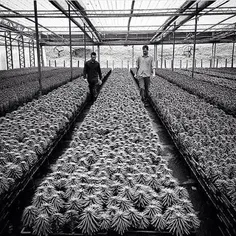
[175, 69, 236, 90]
[192, 68, 236, 80]
[0, 68, 110, 116]
[0, 67, 56, 80]
[0, 68, 76, 90]
[155, 69, 236, 116]
[0, 77, 89, 206]
[149, 75, 236, 211]
[21, 68, 199, 236]
[212, 67, 236, 75]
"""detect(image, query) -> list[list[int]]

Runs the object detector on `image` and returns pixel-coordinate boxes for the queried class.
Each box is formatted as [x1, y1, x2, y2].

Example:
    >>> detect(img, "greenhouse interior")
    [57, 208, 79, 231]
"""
[0, 0, 236, 236]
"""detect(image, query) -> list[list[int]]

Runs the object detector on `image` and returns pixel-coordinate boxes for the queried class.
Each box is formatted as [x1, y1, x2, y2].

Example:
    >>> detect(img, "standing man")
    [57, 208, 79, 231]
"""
[83, 52, 102, 102]
[135, 45, 156, 106]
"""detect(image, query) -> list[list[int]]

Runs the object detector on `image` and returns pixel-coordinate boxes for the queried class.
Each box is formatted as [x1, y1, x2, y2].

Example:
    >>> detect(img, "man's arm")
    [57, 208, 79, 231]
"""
[83, 62, 87, 79]
[97, 63, 102, 80]
[135, 57, 140, 77]
[151, 57, 156, 77]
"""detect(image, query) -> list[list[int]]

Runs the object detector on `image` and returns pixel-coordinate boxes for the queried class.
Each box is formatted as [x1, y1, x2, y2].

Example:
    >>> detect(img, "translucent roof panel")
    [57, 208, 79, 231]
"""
[177, 0, 236, 32]
[76, 0, 187, 32]
[0, 0, 235, 44]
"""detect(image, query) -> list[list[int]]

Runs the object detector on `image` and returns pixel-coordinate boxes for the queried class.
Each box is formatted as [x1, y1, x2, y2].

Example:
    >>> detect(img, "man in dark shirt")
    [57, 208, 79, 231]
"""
[83, 52, 102, 102]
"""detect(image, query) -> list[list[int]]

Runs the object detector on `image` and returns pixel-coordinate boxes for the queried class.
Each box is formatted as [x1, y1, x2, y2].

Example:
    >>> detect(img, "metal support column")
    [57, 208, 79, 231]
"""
[97, 45, 100, 63]
[29, 39, 35, 67]
[40, 45, 44, 67]
[5, 31, 13, 70]
[132, 45, 134, 68]
[84, 24, 86, 64]
[211, 43, 214, 67]
[161, 35, 164, 69]
[68, 3, 73, 81]
[231, 42, 235, 68]
[92, 36, 94, 52]
[172, 22, 176, 71]
[192, 3, 198, 78]
[18, 35, 25, 68]
[34, 0, 42, 96]
[212, 43, 216, 68]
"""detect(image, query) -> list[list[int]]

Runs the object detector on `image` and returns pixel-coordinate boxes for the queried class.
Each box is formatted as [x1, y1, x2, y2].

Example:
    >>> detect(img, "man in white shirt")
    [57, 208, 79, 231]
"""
[135, 45, 156, 106]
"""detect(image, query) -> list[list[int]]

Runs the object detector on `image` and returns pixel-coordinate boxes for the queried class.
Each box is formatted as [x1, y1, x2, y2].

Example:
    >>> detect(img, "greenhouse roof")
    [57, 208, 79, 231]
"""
[0, 0, 236, 46]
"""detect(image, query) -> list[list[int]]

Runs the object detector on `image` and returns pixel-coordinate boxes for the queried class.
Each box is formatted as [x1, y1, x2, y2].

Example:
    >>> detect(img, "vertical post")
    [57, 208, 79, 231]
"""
[201, 59, 203, 68]
[29, 40, 35, 67]
[34, 0, 42, 96]
[49, 60, 51, 67]
[127, 60, 129, 70]
[40, 45, 44, 67]
[186, 60, 188, 69]
[210, 59, 212, 68]
[231, 42, 235, 68]
[212, 43, 216, 68]
[18, 35, 25, 68]
[211, 43, 214, 68]
[192, 3, 198, 78]
[132, 45, 134, 68]
[97, 45, 100, 63]
[78, 60, 79, 67]
[225, 58, 227, 67]
[161, 35, 164, 68]
[156, 60, 158, 69]
[164, 60, 166, 68]
[92, 35, 94, 52]
[54, 60, 56, 67]
[84, 24, 86, 65]
[154, 44, 157, 62]
[68, 3, 73, 81]
[5, 32, 14, 69]
[172, 22, 176, 71]
[216, 58, 219, 68]
[64, 60, 66, 67]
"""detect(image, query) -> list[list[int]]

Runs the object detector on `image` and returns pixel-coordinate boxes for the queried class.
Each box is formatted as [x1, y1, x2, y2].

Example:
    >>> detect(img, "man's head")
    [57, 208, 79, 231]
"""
[142, 45, 149, 56]
[91, 52, 96, 61]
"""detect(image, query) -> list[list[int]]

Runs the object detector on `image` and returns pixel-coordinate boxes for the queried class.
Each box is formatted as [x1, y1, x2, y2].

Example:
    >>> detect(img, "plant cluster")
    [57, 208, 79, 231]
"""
[149, 75, 236, 208]
[0, 78, 88, 200]
[22, 69, 199, 236]
[155, 69, 236, 116]
[176, 69, 236, 90]
[0, 68, 85, 115]
[193, 68, 236, 81]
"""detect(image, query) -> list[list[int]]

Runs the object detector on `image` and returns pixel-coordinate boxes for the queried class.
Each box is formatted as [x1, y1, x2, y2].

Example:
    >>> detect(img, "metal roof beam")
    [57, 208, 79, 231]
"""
[0, 3, 67, 43]
[69, 0, 102, 43]
[184, 13, 236, 41]
[1, 7, 236, 18]
[150, 0, 214, 43]
[0, 18, 35, 38]
[49, 0, 94, 43]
